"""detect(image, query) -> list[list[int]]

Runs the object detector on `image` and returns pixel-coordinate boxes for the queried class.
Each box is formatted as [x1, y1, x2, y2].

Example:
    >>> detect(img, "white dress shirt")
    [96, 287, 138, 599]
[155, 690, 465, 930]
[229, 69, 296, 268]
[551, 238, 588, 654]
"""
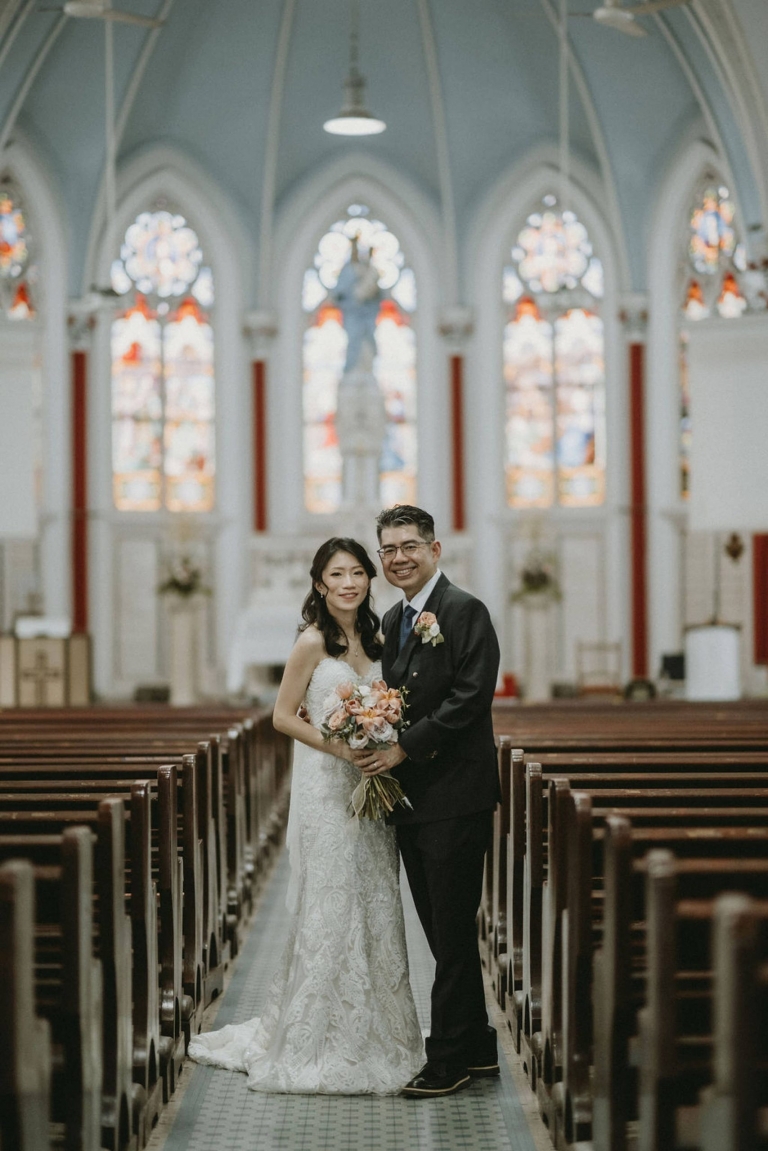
[405, 568, 443, 614]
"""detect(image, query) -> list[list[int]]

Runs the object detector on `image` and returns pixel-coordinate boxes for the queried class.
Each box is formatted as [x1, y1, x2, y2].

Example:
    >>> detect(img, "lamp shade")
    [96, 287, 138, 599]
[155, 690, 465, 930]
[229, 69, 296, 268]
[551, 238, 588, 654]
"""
[688, 312, 768, 532]
[323, 70, 386, 137]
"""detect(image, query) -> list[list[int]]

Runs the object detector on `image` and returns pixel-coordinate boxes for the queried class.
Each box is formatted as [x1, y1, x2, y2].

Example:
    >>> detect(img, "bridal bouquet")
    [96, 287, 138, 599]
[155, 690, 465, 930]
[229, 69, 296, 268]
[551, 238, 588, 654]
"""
[320, 679, 412, 821]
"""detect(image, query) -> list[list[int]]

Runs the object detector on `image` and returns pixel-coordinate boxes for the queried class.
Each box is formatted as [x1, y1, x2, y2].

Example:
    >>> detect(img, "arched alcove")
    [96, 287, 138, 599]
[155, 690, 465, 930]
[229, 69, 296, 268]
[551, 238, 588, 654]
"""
[0, 134, 69, 629]
[647, 135, 758, 686]
[86, 146, 248, 697]
[271, 154, 446, 534]
[466, 149, 627, 685]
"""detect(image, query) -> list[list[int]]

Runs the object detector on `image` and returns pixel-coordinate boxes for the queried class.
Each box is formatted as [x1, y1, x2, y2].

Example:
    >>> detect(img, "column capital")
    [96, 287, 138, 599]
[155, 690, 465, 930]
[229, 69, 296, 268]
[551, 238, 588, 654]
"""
[618, 292, 649, 341]
[67, 293, 110, 350]
[244, 309, 279, 358]
[438, 305, 474, 350]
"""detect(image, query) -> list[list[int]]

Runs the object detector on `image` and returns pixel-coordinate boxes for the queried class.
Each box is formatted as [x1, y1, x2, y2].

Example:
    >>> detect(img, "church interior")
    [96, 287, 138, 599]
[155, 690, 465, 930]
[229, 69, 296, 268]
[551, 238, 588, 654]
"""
[2, 0, 768, 1148]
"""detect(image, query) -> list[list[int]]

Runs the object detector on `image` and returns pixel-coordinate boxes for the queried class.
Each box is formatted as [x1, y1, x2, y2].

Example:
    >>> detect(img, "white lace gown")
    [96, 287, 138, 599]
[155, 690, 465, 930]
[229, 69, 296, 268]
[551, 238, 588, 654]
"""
[188, 657, 425, 1094]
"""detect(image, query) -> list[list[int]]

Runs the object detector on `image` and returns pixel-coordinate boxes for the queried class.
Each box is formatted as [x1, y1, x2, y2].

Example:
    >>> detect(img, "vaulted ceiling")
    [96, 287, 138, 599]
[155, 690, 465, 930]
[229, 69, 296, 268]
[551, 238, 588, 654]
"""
[1, 0, 766, 297]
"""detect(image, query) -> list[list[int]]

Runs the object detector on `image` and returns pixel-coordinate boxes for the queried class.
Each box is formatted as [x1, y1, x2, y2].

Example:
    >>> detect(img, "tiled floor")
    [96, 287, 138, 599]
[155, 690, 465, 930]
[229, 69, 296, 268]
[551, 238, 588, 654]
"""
[150, 853, 546, 1151]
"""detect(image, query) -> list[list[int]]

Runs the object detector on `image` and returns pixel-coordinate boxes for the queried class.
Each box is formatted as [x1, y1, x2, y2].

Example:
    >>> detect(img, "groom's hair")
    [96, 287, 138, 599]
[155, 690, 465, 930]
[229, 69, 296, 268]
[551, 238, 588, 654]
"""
[376, 504, 435, 543]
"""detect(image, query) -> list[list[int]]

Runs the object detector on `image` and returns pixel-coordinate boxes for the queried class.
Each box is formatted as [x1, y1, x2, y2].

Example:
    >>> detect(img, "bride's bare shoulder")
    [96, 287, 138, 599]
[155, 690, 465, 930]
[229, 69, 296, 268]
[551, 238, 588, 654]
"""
[293, 624, 326, 658]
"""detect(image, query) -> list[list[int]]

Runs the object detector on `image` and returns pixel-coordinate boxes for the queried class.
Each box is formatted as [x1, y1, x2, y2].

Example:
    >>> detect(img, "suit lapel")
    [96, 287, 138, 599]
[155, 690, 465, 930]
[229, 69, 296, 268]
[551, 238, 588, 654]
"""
[388, 574, 451, 683]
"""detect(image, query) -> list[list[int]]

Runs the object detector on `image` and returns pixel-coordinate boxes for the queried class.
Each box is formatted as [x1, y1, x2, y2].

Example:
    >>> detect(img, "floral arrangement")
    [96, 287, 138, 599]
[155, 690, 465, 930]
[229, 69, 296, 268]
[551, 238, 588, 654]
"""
[320, 679, 412, 820]
[158, 555, 211, 599]
[414, 611, 444, 647]
[510, 548, 561, 603]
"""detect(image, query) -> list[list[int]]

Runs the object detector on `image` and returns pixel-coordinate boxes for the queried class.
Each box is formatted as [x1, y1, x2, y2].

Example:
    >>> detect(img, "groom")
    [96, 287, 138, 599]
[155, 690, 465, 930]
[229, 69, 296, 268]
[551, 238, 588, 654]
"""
[355, 505, 501, 1097]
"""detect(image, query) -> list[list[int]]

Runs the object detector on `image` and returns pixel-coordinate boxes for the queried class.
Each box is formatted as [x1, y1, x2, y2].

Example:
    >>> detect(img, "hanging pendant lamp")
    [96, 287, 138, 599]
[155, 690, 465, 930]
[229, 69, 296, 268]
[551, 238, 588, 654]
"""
[324, 0, 386, 137]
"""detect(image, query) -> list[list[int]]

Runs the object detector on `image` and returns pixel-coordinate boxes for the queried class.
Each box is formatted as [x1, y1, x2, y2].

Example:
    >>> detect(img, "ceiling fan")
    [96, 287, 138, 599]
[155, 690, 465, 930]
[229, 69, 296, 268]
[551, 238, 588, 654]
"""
[574, 0, 689, 37]
[41, 1, 164, 28]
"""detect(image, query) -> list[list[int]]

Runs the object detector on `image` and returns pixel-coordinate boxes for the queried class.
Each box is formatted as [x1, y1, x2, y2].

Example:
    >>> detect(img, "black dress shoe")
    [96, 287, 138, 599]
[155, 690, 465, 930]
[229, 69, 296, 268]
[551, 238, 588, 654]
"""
[402, 1062, 471, 1097]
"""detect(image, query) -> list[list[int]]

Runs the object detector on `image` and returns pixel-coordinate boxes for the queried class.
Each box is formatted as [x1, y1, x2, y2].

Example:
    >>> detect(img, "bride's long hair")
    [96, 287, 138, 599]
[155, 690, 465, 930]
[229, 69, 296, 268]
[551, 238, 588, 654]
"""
[300, 537, 383, 661]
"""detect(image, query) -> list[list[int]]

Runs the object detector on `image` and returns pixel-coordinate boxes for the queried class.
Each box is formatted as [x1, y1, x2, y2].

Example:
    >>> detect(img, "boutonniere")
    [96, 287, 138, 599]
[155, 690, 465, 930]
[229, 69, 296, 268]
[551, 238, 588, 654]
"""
[414, 611, 445, 647]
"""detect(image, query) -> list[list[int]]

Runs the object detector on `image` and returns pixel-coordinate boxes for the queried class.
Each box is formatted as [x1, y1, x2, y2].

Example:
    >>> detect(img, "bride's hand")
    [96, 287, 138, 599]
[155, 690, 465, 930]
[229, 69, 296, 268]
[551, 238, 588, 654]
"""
[329, 739, 357, 764]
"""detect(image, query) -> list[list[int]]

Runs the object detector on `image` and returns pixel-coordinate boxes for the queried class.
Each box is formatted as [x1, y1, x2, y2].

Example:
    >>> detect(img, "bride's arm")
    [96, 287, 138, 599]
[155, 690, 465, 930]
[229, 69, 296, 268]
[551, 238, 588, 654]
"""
[272, 631, 357, 763]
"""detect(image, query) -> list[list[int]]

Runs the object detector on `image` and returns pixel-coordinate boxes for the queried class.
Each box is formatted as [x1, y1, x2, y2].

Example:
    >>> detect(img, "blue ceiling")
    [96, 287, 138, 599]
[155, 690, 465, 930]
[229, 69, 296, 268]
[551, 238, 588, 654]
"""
[0, 0, 763, 297]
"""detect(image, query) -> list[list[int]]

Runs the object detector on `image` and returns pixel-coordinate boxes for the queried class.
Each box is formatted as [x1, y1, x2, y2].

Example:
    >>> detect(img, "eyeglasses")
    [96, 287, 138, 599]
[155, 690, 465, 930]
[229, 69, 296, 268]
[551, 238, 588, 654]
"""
[377, 541, 429, 561]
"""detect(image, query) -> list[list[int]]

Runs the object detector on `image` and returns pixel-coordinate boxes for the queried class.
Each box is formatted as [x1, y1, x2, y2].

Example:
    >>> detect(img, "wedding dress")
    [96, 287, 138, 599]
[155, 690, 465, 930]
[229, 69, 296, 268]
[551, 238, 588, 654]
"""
[188, 657, 424, 1094]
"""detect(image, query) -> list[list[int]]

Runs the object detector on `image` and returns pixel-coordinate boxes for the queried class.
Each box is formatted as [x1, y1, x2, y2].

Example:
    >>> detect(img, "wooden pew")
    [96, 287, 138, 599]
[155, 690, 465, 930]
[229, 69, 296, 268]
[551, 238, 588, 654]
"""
[532, 778, 768, 1143]
[0, 704, 289, 1150]
[0, 787, 162, 1147]
[0, 829, 102, 1151]
[699, 892, 768, 1151]
[0, 859, 52, 1151]
[592, 821, 768, 1151]
[490, 745, 768, 1141]
[480, 738, 519, 1008]
[0, 766, 192, 1073]
[0, 712, 290, 956]
[483, 702, 768, 1151]
[0, 805, 135, 1151]
[500, 748, 768, 1055]
[0, 742, 222, 1020]
[637, 853, 768, 1151]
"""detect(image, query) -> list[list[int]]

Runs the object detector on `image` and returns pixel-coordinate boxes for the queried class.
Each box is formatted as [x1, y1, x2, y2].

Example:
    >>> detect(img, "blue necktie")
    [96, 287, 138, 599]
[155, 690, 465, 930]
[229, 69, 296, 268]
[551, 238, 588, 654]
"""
[399, 605, 416, 653]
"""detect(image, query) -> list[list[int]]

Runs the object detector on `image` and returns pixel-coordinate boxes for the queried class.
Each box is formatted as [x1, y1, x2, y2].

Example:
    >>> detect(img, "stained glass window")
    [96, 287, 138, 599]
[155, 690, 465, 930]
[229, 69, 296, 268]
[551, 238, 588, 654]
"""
[504, 298, 554, 508]
[504, 198, 605, 509]
[111, 209, 215, 512]
[554, 308, 605, 506]
[302, 205, 417, 514]
[689, 185, 736, 274]
[678, 182, 747, 499]
[0, 181, 36, 320]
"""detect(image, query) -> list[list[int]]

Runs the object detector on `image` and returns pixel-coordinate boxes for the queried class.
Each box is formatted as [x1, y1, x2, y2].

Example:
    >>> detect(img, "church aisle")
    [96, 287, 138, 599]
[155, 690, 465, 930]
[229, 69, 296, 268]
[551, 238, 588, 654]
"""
[148, 851, 543, 1151]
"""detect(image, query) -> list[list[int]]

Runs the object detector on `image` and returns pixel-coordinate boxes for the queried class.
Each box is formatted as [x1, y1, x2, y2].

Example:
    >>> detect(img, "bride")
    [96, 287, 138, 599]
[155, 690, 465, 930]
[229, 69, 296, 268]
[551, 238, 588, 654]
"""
[189, 537, 424, 1093]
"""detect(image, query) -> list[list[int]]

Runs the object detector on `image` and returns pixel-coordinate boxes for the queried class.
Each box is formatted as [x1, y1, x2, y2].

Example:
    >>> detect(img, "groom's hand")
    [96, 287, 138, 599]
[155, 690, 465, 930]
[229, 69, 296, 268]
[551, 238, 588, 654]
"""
[353, 744, 406, 776]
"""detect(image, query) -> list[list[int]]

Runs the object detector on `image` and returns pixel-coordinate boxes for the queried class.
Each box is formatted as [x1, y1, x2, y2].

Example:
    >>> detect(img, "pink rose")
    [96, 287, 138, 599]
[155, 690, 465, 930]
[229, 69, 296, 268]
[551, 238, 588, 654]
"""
[336, 681, 356, 700]
[345, 698, 363, 715]
[326, 708, 347, 731]
[418, 611, 437, 628]
[368, 718, 396, 744]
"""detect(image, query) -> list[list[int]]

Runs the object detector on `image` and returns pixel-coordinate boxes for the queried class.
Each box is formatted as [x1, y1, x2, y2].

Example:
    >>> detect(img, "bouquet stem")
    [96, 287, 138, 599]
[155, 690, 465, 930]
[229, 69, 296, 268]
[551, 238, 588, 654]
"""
[349, 772, 413, 821]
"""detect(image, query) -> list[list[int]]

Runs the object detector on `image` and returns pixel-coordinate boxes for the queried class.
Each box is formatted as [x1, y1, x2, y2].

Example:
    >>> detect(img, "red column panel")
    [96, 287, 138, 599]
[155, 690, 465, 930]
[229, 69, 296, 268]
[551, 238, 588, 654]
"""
[72, 349, 88, 634]
[629, 341, 648, 679]
[252, 360, 268, 533]
[753, 534, 768, 665]
[450, 354, 465, 532]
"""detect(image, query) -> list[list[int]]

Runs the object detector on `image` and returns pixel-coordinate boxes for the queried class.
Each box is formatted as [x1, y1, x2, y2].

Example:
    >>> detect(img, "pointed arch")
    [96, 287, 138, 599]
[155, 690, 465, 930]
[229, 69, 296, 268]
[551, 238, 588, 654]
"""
[86, 146, 250, 691]
[465, 146, 625, 681]
[467, 148, 623, 524]
[270, 155, 445, 531]
[646, 135, 741, 673]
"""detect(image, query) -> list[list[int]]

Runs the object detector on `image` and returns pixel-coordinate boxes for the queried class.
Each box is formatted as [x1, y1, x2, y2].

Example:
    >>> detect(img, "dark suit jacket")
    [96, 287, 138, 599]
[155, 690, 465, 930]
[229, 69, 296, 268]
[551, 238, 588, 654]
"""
[382, 573, 501, 825]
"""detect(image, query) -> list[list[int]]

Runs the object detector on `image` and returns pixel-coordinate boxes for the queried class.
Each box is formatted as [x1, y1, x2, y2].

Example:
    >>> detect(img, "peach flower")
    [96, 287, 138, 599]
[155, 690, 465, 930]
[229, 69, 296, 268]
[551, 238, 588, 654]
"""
[326, 707, 347, 732]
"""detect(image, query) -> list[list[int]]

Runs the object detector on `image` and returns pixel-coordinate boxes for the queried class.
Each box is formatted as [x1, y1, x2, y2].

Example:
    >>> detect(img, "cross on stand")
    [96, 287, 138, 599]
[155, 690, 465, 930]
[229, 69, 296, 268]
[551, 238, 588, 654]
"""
[20, 647, 64, 706]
